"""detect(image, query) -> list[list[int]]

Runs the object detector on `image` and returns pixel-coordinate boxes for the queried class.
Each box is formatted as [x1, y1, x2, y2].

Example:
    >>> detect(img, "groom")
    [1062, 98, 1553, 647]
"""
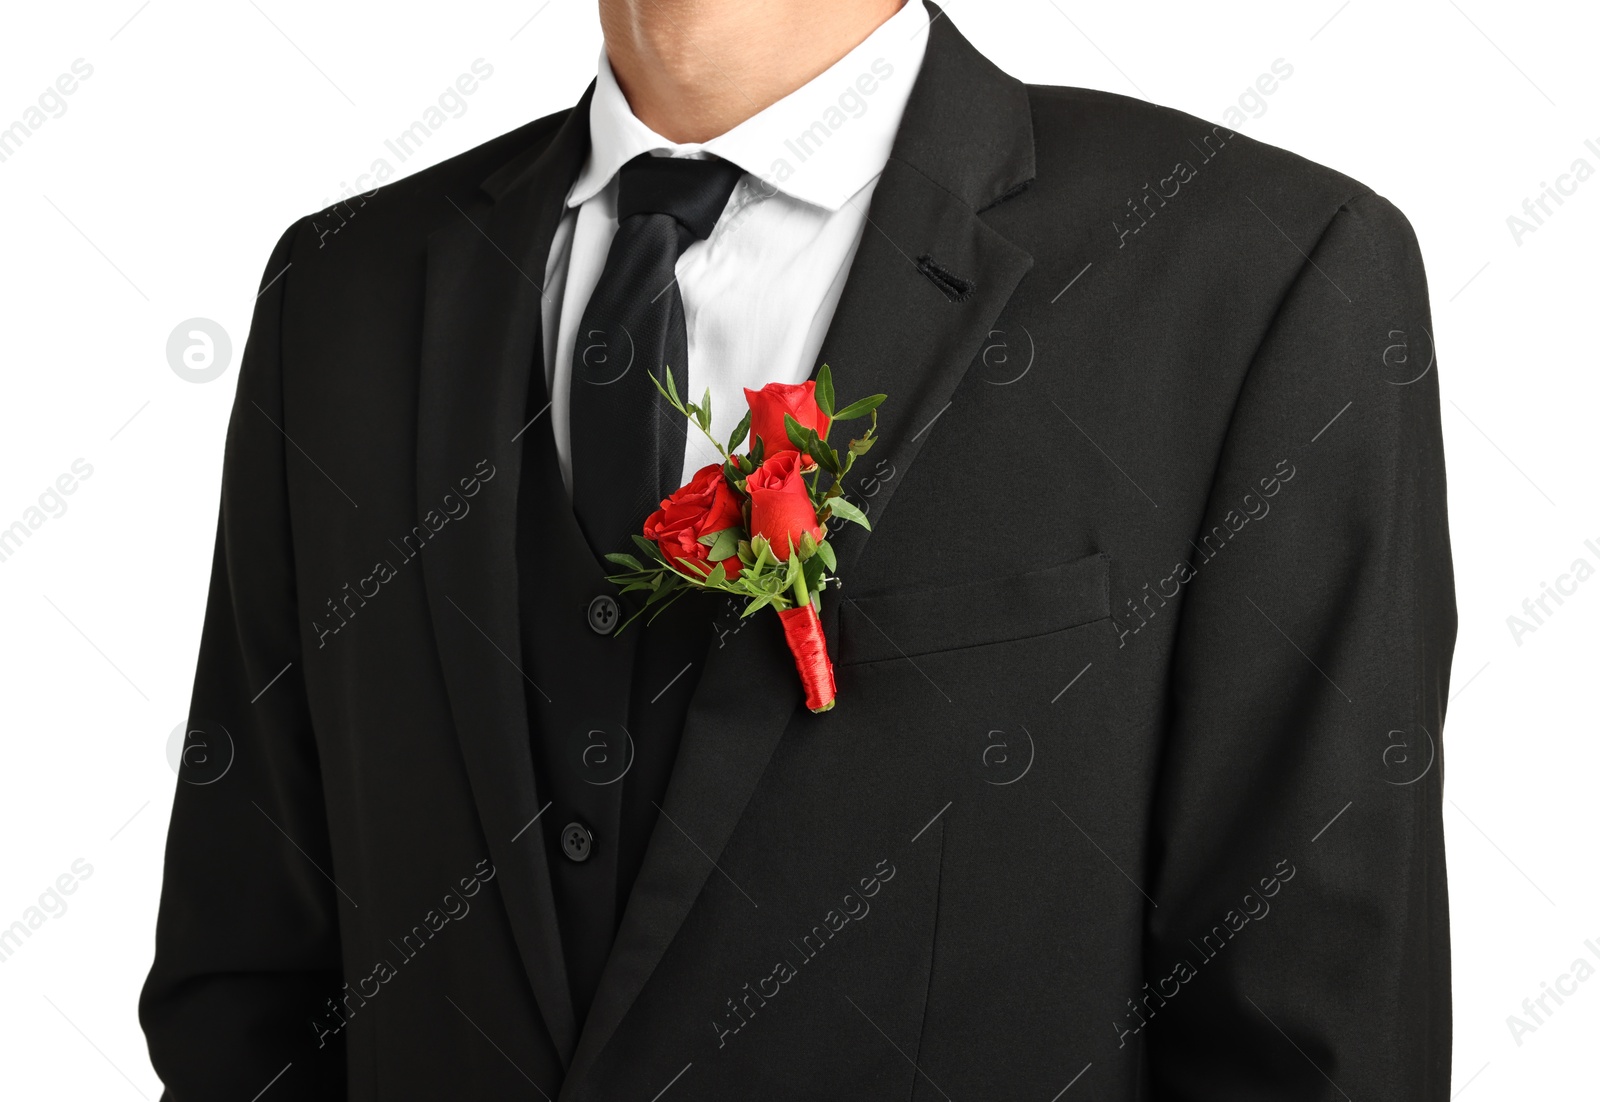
[142, 0, 1456, 1098]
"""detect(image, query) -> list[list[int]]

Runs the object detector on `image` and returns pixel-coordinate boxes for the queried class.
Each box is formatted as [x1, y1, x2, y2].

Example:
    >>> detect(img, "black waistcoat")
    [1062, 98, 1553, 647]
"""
[514, 378, 718, 1024]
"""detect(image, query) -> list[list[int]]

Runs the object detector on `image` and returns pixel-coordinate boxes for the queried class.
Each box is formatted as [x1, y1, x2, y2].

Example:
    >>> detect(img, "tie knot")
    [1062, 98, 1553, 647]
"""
[616, 153, 746, 243]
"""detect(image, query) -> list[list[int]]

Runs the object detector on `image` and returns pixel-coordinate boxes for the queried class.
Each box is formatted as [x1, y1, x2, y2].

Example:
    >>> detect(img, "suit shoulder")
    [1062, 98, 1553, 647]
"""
[381, 106, 571, 203]
[278, 104, 574, 260]
[1022, 83, 1386, 229]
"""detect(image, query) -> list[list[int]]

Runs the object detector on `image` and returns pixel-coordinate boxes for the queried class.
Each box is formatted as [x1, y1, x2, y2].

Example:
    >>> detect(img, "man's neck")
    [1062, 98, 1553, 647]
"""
[598, 0, 907, 144]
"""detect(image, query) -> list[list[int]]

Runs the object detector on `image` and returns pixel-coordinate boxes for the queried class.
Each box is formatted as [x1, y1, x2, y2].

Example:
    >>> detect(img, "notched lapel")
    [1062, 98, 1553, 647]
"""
[814, 0, 1037, 653]
[416, 92, 592, 1065]
[814, 158, 1034, 655]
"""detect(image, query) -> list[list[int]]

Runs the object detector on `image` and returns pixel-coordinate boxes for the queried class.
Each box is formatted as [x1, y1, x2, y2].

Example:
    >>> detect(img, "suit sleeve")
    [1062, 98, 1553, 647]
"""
[140, 219, 347, 1100]
[1144, 194, 1455, 1099]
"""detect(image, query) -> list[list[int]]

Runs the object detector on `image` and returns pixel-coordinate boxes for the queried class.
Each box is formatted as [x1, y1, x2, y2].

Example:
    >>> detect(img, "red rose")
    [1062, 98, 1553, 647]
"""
[642, 463, 744, 578]
[743, 380, 830, 455]
[746, 452, 823, 560]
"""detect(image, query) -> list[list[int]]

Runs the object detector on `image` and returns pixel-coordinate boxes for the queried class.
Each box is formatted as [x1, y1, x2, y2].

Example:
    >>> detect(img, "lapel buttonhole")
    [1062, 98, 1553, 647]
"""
[915, 254, 976, 303]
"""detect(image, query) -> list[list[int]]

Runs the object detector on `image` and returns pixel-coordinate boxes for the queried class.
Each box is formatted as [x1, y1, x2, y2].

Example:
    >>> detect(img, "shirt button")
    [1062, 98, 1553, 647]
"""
[561, 821, 593, 863]
[587, 595, 619, 635]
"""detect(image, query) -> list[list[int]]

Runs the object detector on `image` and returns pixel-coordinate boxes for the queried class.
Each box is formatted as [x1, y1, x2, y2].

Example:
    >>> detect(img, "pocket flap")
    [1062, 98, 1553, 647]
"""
[840, 552, 1111, 665]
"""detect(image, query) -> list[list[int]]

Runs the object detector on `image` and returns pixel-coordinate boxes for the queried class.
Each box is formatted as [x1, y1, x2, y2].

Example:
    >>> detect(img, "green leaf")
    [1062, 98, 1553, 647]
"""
[784, 413, 810, 452]
[816, 540, 837, 570]
[648, 369, 677, 411]
[814, 363, 835, 418]
[813, 437, 842, 476]
[671, 557, 712, 582]
[663, 366, 682, 408]
[728, 409, 751, 453]
[705, 562, 726, 586]
[832, 393, 887, 421]
[632, 534, 664, 561]
[699, 387, 713, 431]
[705, 527, 742, 562]
[825, 495, 872, 530]
[604, 552, 645, 570]
[848, 435, 877, 457]
[802, 553, 827, 595]
[785, 415, 837, 475]
[742, 594, 776, 618]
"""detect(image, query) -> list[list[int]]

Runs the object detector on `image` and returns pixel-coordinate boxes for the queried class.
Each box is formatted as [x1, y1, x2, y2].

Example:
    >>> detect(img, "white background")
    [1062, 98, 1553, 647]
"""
[1, 1, 1594, 1097]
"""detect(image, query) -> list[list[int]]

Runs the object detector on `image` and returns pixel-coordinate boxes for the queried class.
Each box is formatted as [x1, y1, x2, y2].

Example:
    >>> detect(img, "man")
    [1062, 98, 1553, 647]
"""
[141, 0, 1455, 1098]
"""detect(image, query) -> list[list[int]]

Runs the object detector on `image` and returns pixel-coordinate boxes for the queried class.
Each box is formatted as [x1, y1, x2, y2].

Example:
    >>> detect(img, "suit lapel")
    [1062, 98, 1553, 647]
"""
[416, 87, 593, 1065]
[812, 161, 1035, 650]
[562, 7, 1035, 1091]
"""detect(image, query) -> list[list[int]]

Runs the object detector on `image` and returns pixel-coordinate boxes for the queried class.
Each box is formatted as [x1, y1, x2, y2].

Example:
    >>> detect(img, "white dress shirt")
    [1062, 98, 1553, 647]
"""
[540, 0, 930, 494]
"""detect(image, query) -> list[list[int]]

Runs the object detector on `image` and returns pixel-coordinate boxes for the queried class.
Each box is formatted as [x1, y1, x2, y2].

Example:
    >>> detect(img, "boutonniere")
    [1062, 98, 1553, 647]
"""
[604, 364, 886, 713]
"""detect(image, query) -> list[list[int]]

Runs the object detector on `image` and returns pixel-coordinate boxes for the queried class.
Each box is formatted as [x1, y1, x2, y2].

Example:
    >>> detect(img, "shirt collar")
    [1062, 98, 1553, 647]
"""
[568, 0, 930, 212]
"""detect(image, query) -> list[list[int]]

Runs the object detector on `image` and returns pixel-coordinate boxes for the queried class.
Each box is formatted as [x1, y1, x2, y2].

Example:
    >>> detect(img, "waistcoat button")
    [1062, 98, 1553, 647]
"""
[560, 821, 593, 863]
[586, 594, 620, 635]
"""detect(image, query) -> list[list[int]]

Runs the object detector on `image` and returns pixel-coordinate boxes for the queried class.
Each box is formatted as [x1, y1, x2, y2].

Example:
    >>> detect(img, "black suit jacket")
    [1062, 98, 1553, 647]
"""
[141, 8, 1455, 1099]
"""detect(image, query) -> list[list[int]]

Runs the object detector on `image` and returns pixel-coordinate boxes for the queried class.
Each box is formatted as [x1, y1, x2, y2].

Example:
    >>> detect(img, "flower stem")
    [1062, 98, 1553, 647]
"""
[693, 419, 728, 461]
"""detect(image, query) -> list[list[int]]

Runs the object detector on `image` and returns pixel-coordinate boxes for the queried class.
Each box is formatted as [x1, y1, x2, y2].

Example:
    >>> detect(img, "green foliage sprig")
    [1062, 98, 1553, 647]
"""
[602, 364, 886, 632]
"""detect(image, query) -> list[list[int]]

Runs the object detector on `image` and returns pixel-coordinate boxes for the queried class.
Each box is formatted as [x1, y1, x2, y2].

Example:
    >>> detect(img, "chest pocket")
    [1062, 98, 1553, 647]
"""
[838, 551, 1111, 666]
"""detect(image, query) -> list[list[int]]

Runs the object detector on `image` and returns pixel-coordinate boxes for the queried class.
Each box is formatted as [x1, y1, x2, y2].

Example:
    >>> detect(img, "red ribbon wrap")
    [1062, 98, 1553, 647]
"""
[777, 603, 836, 713]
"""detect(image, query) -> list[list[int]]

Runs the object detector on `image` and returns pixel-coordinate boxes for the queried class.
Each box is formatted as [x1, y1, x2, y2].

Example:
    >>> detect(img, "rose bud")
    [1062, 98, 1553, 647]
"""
[642, 463, 744, 578]
[747, 452, 824, 560]
[743, 380, 830, 455]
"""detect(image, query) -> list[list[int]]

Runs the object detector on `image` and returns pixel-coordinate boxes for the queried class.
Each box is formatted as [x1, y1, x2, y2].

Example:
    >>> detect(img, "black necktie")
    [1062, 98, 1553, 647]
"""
[569, 153, 745, 559]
